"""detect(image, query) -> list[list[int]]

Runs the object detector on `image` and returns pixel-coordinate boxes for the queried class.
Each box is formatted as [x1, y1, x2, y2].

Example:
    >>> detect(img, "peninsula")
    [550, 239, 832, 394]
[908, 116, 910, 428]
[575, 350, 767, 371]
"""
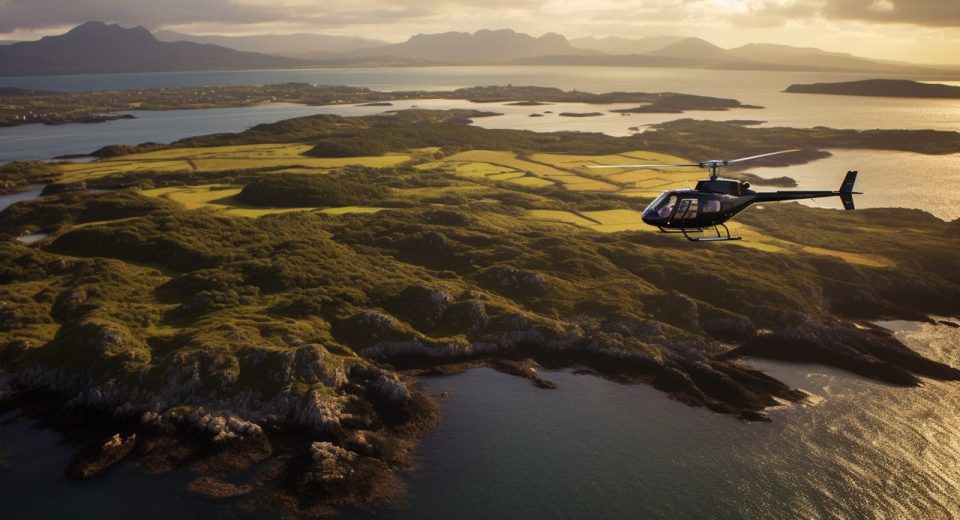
[2, 111, 960, 516]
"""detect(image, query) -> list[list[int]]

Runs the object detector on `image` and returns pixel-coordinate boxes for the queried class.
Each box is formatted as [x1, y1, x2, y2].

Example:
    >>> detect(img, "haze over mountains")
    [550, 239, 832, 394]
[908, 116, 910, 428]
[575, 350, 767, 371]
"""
[154, 30, 389, 59]
[0, 21, 947, 77]
[0, 22, 305, 76]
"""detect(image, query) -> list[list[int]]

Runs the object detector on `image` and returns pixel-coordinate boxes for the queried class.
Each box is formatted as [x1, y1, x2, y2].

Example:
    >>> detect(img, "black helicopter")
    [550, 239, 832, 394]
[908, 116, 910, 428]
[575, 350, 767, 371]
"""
[591, 149, 860, 241]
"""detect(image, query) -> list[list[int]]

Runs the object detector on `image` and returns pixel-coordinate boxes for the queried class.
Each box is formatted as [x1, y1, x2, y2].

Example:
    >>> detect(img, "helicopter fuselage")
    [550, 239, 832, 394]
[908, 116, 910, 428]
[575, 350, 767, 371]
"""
[641, 174, 859, 232]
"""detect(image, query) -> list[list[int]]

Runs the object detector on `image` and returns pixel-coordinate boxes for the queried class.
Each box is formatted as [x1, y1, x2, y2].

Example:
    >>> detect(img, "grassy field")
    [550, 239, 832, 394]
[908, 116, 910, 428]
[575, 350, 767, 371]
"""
[57, 144, 415, 182]
[139, 184, 386, 218]
[442, 150, 621, 192]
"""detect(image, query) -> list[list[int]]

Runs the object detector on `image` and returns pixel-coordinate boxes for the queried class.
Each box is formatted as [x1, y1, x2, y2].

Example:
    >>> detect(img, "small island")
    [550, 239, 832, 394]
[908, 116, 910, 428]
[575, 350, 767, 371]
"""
[0, 84, 757, 127]
[784, 79, 960, 98]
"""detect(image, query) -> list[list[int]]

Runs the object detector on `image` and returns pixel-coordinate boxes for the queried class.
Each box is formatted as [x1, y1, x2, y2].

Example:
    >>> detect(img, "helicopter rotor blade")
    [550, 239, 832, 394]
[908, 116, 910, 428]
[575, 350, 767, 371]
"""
[587, 150, 800, 170]
[588, 163, 700, 169]
[725, 149, 801, 164]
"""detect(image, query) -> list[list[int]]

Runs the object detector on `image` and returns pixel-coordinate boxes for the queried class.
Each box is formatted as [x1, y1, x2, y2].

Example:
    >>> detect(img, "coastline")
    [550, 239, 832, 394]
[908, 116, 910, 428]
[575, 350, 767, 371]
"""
[4, 316, 959, 520]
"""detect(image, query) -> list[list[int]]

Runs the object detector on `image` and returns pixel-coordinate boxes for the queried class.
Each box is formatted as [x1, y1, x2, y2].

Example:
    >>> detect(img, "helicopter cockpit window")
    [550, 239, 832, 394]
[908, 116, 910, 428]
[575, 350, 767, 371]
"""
[645, 193, 678, 218]
[675, 198, 698, 219]
[702, 200, 721, 213]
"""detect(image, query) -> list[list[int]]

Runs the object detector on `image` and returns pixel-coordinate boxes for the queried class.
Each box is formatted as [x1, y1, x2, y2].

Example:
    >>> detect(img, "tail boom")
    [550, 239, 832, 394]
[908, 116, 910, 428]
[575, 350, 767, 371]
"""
[755, 170, 860, 210]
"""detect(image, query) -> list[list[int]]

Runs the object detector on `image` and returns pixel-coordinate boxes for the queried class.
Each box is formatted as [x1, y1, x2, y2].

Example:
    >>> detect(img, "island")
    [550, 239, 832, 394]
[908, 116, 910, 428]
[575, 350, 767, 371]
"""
[784, 79, 960, 98]
[0, 84, 753, 127]
[2, 110, 960, 517]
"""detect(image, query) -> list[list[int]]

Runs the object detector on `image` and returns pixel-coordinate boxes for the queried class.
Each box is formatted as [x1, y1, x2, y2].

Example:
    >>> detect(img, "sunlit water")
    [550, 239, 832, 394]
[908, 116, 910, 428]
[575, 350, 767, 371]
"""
[2, 320, 958, 519]
[749, 149, 960, 221]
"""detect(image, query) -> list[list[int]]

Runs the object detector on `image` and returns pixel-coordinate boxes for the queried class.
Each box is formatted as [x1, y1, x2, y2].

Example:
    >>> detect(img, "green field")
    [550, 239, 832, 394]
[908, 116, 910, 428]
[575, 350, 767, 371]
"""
[57, 143, 415, 182]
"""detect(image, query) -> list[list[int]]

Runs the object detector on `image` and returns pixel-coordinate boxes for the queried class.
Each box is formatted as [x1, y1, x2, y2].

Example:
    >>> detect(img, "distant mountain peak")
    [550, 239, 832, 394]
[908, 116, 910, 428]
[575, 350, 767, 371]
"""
[60, 20, 156, 44]
[357, 28, 586, 63]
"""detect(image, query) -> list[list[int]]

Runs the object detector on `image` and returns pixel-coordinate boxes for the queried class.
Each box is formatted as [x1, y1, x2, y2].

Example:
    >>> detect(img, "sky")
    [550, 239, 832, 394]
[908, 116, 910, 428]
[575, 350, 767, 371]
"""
[0, 0, 958, 64]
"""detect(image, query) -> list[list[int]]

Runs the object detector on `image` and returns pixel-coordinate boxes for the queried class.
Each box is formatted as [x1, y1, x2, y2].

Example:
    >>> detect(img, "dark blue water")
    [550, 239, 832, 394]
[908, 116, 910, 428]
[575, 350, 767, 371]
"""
[0, 414, 243, 520]
[0, 104, 343, 163]
[0, 187, 42, 211]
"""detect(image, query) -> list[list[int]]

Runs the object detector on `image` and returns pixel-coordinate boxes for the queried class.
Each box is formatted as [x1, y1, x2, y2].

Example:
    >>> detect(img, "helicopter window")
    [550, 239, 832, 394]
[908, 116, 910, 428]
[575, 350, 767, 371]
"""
[702, 200, 721, 213]
[675, 199, 698, 219]
[646, 193, 677, 218]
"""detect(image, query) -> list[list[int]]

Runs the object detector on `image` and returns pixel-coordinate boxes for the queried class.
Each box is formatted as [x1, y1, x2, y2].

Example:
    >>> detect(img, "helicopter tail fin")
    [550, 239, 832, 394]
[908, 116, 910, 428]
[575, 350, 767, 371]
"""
[839, 170, 857, 210]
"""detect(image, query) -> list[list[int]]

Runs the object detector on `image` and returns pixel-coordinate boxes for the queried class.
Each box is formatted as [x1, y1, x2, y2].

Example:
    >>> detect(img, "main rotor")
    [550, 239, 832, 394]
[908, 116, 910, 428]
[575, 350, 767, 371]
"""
[590, 149, 801, 181]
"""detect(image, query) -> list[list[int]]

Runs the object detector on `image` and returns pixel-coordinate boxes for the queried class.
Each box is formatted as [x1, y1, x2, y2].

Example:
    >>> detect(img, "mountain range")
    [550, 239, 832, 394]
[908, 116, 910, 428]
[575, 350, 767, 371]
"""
[0, 22, 306, 76]
[154, 30, 388, 59]
[0, 21, 949, 77]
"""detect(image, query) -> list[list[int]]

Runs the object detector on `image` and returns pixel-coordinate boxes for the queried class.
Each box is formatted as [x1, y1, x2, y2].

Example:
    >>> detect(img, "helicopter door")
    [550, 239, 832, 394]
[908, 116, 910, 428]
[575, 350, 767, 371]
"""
[674, 198, 699, 221]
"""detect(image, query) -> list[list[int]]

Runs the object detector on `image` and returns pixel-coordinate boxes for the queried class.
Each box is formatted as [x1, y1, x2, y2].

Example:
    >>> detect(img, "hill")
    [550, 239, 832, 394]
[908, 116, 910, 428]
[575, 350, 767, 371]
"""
[0, 21, 306, 76]
[785, 79, 960, 98]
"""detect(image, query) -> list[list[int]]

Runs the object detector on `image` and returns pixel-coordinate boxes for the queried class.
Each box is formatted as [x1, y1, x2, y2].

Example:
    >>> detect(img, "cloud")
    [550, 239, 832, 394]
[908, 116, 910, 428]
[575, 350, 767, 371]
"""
[0, 0, 284, 32]
[0, 0, 548, 33]
[1, 0, 957, 38]
[744, 0, 960, 27]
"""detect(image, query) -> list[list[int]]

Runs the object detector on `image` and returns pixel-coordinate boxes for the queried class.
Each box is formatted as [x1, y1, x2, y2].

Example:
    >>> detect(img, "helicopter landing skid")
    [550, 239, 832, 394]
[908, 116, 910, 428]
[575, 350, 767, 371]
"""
[659, 224, 741, 242]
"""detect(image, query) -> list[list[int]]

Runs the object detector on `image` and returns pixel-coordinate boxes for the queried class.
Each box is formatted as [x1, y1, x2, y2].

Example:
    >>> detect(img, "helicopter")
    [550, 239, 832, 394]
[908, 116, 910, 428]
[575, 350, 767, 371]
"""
[590, 149, 860, 242]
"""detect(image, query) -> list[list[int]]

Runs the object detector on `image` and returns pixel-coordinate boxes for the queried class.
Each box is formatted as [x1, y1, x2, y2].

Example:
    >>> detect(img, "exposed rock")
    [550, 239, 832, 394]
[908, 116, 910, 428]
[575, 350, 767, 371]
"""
[600, 319, 663, 338]
[702, 318, 758, 342]
[293, 391, 349, 435]
[337, 310, 414, 348]
[293, 344, 346, 387]
[385, 285, 453, 330]
[477, 265, 547, 294]
[370, 372, 411, 403]
[442, 299, 489, 333]
[308, 441, 358, 482]
[187, 476, 253, 498]
[65, 433, 137, 480]
[185, 409, 264, 442]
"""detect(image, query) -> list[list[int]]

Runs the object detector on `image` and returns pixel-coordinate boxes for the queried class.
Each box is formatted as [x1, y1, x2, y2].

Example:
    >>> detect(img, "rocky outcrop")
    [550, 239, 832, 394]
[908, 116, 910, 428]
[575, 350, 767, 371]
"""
[702, 317, 758, 342]
[443, 299, 489, 333]
[385, 285, 453, 330]
[65, 432, 137, 479]
[728, 323, 960, 385]
[476, 265, 547, 295]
